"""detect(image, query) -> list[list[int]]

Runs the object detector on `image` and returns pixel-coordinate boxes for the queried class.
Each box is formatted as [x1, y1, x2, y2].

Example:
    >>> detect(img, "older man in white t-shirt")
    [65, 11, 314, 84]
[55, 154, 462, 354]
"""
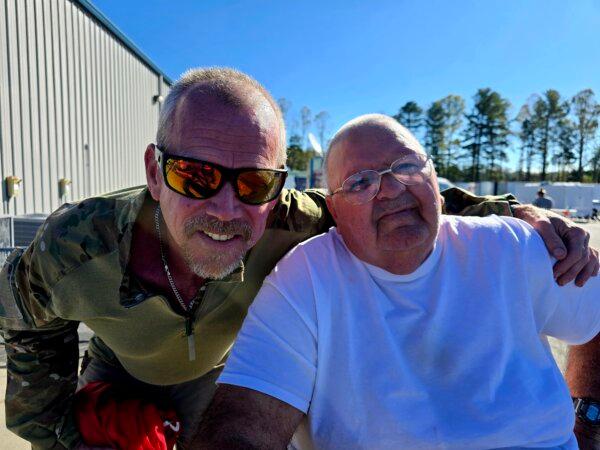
[191, 115, 600, 450]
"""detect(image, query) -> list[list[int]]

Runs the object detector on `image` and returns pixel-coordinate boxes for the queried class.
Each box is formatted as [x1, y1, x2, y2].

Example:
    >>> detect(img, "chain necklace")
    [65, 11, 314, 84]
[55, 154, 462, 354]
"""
[154, 204, 196, 360]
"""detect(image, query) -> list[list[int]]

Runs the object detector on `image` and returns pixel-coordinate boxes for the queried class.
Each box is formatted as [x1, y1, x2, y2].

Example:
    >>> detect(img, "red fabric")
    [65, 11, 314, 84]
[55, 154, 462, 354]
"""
[74, 381, 180, 450]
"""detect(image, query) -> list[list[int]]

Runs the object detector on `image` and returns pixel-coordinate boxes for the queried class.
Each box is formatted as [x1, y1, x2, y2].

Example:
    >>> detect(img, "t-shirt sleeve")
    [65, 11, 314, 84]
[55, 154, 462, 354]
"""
[516, 219, 600, 344]
[218, 248, 318, 413]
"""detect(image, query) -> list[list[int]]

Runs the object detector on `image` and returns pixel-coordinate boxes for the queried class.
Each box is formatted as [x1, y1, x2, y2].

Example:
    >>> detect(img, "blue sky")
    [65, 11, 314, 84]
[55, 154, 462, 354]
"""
[93, 0, 600, 168]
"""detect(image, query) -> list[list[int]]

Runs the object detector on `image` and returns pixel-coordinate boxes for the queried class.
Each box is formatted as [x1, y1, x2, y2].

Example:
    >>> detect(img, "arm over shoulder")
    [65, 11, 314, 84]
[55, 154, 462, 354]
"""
[270, 188, 334, 233]
[507, 217, 600, 344]
[441, 186, 519, 217]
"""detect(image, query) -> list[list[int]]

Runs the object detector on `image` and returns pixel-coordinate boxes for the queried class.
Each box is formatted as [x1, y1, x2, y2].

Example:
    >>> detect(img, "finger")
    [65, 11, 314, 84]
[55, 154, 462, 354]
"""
[557, 249, 589, 286]
[575, 255, 598, 287]
[553, 229, 589, 278]
[536, 219, 567, 260]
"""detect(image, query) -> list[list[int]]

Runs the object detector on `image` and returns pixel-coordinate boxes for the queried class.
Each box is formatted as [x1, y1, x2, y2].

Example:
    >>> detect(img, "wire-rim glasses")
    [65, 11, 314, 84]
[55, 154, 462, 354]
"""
[331, 154, 432, 205]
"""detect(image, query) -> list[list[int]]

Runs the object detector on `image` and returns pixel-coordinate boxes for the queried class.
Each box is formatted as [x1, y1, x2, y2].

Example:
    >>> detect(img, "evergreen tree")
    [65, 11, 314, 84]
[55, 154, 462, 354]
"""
[394, 101, 423, 134]
[531, 90, 569, 181]
[571, 89, 600, 181]
[286, 134, 316, 171]
[439, 95, 465, 179]
[462, 88, 510, 181]
[482, 95, 510, 180]
[554, 119, 577, 180]
[424, 101, 446, 174]
[516, 104, 536, 181]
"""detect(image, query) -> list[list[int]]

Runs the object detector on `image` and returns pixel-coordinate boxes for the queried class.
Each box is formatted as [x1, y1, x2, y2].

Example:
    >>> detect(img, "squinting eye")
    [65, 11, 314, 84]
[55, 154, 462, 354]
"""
[347, 175, 372, 192]
[393, 162, 420, 173]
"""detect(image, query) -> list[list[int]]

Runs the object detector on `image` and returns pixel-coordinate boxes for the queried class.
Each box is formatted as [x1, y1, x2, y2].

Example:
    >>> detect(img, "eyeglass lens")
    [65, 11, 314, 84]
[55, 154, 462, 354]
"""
[341, 155, 430, 205]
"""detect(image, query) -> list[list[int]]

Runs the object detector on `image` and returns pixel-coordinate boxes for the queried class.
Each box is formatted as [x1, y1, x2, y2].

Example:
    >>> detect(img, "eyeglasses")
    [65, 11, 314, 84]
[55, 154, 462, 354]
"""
[154, 146, 287, 205]
[331, 154, 432, 205]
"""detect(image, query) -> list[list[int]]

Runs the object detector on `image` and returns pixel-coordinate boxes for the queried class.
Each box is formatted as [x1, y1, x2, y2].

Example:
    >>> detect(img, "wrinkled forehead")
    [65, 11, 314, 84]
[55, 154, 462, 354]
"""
[328, 121, 425, 187]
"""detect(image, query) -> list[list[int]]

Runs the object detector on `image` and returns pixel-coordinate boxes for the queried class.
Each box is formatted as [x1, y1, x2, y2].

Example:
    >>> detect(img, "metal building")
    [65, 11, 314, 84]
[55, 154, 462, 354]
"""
[0, 0, 172, 219]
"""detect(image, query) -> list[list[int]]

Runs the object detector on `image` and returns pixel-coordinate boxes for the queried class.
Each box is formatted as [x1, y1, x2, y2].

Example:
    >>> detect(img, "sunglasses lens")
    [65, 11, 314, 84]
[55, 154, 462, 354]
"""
[237, 170, 285, 205]
[165, 158, 222, 198]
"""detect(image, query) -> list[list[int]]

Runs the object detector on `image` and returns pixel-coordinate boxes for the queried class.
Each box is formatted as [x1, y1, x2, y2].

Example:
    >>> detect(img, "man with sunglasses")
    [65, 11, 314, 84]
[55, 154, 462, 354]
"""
[192, 114, 600, 450]
[0, 68, 596, 450]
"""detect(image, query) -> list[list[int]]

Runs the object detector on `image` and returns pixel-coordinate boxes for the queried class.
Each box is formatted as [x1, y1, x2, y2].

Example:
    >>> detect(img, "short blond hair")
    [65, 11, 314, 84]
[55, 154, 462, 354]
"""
[157, 67, 287, 165]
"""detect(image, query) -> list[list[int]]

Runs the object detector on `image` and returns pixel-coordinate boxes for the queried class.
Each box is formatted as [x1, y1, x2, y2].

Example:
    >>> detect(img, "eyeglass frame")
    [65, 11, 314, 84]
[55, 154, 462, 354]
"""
[153, 144, 288, 205]
[330, 154, 433, 204]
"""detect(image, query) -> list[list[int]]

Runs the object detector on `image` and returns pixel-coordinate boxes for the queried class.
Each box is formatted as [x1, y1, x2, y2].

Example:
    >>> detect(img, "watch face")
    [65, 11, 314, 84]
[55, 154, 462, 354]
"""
[586, 404, 600, 422]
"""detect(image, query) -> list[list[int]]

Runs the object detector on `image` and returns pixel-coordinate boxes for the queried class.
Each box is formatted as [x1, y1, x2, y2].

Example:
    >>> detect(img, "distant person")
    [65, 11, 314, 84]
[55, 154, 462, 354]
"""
[533, 188, 554, 209]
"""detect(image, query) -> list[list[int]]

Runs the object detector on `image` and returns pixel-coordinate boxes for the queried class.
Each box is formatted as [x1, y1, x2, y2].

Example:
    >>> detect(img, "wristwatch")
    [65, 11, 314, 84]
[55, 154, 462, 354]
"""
[574, 398, 600, 425]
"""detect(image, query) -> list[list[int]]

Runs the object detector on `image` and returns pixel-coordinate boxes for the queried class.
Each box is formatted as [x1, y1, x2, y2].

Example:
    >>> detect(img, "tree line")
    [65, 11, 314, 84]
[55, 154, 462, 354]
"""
[394, 89, 600, 183]
[278, 89, 600, 183]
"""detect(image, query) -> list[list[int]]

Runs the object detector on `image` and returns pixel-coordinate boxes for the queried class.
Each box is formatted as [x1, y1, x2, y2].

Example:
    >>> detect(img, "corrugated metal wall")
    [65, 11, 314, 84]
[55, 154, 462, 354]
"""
[0, 0, 171, 216]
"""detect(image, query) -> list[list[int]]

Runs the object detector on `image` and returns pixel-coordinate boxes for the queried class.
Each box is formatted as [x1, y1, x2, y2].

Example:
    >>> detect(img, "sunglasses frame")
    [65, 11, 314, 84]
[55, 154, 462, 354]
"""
[154, 145, 288, 205]
[330, 154, 432, 205]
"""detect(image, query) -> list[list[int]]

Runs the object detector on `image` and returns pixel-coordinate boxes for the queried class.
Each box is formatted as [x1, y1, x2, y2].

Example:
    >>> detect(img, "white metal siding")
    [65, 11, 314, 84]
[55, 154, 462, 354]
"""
[0, 0, 170, 215]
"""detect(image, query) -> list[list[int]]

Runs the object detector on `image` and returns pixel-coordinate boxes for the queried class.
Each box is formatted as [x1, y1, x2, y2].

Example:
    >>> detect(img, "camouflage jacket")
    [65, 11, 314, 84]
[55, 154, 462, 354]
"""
[0, 186, 518, 449]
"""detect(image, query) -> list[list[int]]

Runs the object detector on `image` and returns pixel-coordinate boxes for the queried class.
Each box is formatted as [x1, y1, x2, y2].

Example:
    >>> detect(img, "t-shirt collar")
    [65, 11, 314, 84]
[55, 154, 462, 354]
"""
[332, 227, 442, 283]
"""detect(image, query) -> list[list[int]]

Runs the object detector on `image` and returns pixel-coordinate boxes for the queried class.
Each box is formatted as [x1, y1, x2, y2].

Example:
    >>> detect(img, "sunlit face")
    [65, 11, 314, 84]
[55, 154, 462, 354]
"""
[326, 123, 442, 272]
[146, 87, 282, 279]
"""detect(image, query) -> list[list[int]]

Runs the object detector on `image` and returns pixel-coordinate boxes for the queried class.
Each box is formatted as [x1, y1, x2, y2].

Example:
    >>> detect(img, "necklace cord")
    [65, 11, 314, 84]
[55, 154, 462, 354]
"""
[154, 205, 195, 313]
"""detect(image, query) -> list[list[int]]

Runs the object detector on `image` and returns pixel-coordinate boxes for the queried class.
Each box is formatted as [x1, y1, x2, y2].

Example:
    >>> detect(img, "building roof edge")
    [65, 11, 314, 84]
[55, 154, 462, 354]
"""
[74, 0, 174, 86]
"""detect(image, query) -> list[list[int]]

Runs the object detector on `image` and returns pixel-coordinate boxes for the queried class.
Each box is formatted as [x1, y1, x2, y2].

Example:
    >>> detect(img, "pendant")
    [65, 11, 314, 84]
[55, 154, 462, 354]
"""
[185, 317, 196, 361]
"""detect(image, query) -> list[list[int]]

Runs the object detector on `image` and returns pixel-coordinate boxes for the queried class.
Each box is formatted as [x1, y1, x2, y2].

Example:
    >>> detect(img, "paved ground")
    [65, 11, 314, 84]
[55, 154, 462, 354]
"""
[0, 222, 598, 448]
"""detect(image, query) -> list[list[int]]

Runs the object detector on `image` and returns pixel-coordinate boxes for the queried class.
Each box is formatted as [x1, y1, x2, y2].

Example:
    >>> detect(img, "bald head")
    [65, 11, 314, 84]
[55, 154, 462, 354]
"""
[326, 114, 425, 191]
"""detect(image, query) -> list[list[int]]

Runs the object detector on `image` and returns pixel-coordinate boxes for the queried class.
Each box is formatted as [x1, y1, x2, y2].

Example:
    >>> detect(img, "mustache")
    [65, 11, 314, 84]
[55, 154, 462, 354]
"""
[184, 215, 253, 241]
[373, 196, 419, 220]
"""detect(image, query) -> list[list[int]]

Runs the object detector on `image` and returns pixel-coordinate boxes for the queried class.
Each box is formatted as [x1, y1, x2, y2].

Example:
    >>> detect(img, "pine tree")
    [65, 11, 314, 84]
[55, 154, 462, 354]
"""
[571, 89, 600, 181]
[516, 104, 536, 181]
[554, 119, 577, 180]
[394, 101, 423, 135]
[439, 95, 465, 179]
[424, 101, 446, 174]
[531, 90, 569, 181]
[462, 89, 510, 181]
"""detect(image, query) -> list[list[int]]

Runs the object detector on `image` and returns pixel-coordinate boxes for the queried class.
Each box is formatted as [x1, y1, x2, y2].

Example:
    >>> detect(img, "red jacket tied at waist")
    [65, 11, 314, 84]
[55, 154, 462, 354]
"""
[74, 381, 180, 450]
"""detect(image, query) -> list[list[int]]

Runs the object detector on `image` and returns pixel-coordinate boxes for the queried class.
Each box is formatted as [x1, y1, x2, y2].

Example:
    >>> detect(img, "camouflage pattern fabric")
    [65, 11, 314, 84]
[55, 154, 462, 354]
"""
[442, 187, 520, 217]
[0, 186, 517, 448]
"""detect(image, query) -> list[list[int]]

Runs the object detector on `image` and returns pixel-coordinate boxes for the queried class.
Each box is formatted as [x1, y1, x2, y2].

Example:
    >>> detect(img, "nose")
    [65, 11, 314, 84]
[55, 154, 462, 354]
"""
[202, 181, 242, 222]
[376, 172, 406, 201]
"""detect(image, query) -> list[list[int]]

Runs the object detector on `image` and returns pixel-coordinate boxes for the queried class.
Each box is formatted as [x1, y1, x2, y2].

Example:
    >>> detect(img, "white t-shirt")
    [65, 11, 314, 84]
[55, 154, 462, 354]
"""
[219, 216, 600, 450]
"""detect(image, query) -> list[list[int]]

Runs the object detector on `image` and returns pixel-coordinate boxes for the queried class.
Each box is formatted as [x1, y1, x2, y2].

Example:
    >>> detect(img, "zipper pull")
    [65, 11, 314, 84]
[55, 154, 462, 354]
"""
[185, 316, 196, 361]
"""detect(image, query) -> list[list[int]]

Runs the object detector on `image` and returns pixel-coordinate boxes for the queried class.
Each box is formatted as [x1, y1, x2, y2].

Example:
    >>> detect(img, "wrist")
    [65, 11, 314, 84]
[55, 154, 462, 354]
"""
[576, 416, 600, 442]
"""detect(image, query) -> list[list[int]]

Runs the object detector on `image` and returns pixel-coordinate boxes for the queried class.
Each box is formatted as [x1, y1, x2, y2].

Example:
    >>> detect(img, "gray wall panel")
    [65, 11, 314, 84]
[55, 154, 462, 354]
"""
[14, 0, 26, 215]
[0, 0, 169, 215]
[0, 0, 11, 215]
